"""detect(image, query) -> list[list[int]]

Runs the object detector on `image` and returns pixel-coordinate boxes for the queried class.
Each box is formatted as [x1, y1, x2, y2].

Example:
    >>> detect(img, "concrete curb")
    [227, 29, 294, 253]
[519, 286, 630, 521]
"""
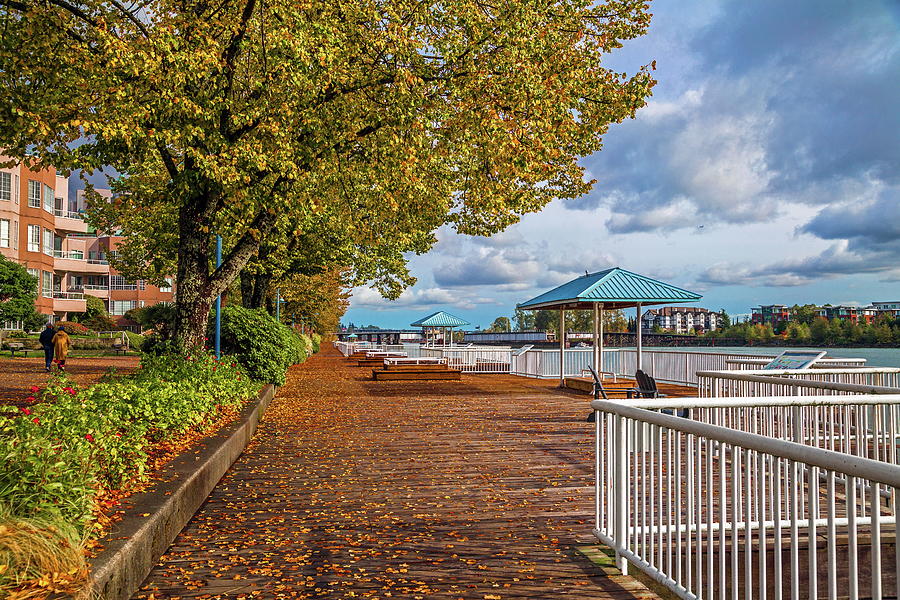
[88, 384, 277, 600]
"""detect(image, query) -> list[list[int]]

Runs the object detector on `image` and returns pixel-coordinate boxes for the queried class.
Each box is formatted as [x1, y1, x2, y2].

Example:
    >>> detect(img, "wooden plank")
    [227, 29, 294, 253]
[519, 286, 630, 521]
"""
[136, 348, 661, 600]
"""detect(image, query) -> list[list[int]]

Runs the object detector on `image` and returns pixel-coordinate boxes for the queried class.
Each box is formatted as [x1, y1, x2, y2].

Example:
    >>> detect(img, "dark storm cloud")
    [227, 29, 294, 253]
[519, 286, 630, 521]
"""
[571, 0, 899, 236]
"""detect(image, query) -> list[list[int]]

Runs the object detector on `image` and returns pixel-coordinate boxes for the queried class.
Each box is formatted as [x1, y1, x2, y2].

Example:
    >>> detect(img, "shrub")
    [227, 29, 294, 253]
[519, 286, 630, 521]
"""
[0, 353, 257, 531]
[214, 305, 307, 385]
[311, 332, 322, 353]
[54, 321, 90, 336]
[124, 331, 145, 350]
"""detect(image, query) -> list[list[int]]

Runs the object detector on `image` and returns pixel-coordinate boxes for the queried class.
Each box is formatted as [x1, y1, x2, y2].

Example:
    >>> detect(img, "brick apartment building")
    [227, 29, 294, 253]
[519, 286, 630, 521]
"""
[0, 157, 174, 326]
[641, 306, 722, 334]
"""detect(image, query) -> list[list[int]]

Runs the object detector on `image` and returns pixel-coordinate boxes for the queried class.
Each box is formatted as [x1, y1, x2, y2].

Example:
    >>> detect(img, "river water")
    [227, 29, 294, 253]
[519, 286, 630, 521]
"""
[634, 346, 900, 369]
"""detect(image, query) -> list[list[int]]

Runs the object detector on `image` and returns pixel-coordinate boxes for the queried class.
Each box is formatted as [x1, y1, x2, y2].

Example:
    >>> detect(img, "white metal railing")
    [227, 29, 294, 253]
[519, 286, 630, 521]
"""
[2, 320, 24, 331]
[726, 357, 868, 369]
[54, 209, 85, 220]
[420, 347, 513, 373]
[83, 284, 109, 290]
[698, 368, 900, 398]
[591, 396, 900, 599]
[510, 348, 619, 378]
[52, 250, 85, 260]
[87, 259, 109, 265]
[109, 284, 138, 290]
[52, 291, 85, 300]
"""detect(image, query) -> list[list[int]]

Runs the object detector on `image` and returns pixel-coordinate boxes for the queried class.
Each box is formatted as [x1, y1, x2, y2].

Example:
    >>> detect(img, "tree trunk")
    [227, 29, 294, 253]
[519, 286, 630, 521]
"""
[239, 271, 272, 309]
[172, 199, 213, 350]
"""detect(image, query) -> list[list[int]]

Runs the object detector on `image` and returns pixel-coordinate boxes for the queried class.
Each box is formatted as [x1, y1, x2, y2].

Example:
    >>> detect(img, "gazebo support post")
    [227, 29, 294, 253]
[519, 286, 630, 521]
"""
[558, 308, 566, 388]
[592, 304, 599, 376]
[636, 302, 643, 373]
[599, 304, 605, 377]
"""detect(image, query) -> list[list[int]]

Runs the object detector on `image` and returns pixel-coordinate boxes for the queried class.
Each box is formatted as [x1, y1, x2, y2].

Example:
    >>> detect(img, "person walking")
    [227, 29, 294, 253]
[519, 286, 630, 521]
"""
[39, 322, 56, 371]
[51, 327, 72, 371]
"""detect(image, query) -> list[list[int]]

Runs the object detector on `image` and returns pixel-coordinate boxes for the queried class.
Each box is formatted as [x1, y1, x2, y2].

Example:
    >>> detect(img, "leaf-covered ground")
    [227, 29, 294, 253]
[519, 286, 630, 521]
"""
[136, 348, 657, 599]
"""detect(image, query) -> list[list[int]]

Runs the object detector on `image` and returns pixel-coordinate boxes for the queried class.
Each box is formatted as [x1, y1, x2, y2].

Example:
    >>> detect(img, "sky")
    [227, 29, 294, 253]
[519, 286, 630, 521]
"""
[350, 2, 900, 329]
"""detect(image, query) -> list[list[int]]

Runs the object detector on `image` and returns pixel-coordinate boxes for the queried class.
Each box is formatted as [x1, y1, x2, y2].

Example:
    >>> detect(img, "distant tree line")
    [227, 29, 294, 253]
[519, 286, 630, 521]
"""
[482, 308, 629, 333]
[705, 310, 900, 346]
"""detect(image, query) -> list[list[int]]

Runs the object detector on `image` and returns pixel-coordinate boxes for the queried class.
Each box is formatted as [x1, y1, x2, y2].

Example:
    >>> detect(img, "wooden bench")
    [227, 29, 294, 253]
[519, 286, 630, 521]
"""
[373, 368, 462, 381]
[6, 342, 31, 357]
[112, 342, 129, 355]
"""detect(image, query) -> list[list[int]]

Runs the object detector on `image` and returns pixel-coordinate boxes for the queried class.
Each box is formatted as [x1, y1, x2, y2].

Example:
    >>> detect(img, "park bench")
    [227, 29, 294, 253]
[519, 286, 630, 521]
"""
[111, 341, 129, 355]
[6, 342, 31, 357]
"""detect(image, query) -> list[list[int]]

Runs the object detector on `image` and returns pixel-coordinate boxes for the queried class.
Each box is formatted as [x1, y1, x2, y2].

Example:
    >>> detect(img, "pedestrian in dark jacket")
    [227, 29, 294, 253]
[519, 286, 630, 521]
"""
[39, 322, 55, 372]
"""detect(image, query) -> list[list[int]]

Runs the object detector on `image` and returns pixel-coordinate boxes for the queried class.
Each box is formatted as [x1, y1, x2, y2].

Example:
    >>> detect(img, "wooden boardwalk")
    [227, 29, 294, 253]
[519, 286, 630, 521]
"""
[135, 348, 662, 599]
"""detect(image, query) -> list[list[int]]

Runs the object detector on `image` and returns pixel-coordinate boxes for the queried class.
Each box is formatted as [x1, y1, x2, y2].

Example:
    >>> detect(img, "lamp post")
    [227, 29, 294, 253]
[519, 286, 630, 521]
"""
[214, 235, 222, 360]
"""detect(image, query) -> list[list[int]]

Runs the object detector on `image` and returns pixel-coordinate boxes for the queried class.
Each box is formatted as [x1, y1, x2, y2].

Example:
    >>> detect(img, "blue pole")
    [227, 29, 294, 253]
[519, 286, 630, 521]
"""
[215, 235, 222, 359]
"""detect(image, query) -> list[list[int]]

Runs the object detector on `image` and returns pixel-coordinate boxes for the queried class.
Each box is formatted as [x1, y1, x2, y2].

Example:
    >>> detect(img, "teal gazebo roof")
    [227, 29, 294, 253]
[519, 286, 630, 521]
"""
[517, 267, 702, 311]
[410, 311, 470, 328]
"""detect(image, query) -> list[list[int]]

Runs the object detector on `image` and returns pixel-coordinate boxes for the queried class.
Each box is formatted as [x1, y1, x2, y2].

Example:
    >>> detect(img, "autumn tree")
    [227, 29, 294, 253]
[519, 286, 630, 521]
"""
[1, 0, 656, 348]
[277, 268, 350, 335]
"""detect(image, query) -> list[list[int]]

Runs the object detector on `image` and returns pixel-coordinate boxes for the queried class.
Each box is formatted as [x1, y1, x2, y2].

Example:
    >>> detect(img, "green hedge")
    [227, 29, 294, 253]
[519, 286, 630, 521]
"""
[214, 305, 310, 385]
[0, 353, 258, 532]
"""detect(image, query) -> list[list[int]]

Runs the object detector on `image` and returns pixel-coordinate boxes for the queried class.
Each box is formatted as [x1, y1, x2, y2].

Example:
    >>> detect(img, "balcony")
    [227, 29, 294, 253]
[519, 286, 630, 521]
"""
[52, 291, 86, 313]
[53, 250, 110, 274]
[53, 209, 88, 234]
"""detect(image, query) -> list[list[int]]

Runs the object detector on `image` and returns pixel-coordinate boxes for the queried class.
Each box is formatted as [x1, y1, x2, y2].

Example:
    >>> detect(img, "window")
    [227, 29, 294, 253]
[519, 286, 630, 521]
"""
[28, 180, 41, 208]
[27, 225, 40, 252]
[0, 219, 8, 248]
[14, 175, 19, 204]
[109, 300, 139, 315]
[43, 184, 54, 213]
[159, 278, 173, 293]
[0, 172, 10, 202]
[43, 228, 53, 255]
[42, 271, 52, 298]
[12, 220, 17, 249]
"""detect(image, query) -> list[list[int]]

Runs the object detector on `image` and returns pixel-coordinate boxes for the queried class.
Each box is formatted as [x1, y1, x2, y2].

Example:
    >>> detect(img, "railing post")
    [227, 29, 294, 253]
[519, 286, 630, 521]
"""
[614, 414, 629, 574]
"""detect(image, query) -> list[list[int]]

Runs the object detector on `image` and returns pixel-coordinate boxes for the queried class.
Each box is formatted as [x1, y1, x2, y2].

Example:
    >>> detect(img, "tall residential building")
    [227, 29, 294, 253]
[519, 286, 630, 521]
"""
[0, 156, 174, 326]
[871, 301, 900, 319]
[641, 307, 722, 334]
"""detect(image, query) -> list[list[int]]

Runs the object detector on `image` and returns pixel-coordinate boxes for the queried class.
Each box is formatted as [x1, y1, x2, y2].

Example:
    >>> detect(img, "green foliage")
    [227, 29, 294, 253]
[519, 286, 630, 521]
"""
[215, 305, 310, 385]
[124, 331, 145, 350]
[0, 0, 656, 348]
[54, 321, 90, 336]
[0, 255, 43, 327]
[487, 316, 511, 333]
[311, 333, 322, 353]
[0, 353, 257, 533]
[70, 295, 108, 325]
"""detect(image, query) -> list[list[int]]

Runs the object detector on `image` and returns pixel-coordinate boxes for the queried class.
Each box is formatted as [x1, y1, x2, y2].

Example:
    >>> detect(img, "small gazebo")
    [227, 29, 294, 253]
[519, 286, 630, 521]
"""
[517, 268, 702, 386]
[411, 311, 470, 347]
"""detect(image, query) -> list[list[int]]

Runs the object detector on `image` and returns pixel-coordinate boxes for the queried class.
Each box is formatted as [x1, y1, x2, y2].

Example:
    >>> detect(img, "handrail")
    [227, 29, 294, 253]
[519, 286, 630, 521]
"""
[697, 371, 900, 395]
[591, 398, 900, 499]
[701, 367, 900, 375]
[605, 393, 900, 409]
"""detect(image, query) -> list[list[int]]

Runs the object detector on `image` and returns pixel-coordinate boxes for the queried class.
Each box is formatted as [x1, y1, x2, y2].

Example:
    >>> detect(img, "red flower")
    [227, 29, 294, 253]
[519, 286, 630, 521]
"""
[84, 433, 94, 442]
[29, 385, 39, 393]
[32, 417, 39, 424]
[115, 432, 122, 438]
[25, 396, 35, 403]
[63, 387, 76, 396]
[21, 407, 31, 415]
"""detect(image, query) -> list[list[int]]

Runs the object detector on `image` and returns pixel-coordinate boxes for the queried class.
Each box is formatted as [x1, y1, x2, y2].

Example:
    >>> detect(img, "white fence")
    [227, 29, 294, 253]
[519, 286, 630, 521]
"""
[421, 347, 513, 373]
[698, 368, 900, 398]
[592, 396, 900, 599]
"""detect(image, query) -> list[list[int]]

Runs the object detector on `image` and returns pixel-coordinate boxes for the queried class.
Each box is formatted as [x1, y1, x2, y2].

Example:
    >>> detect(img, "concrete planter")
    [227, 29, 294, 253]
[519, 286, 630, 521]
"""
[88, 384, 276, 600]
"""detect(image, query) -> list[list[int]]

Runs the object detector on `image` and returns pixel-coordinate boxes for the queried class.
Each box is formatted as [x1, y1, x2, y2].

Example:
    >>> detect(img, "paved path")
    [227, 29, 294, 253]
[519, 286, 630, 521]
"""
[136, 348, 658, 599]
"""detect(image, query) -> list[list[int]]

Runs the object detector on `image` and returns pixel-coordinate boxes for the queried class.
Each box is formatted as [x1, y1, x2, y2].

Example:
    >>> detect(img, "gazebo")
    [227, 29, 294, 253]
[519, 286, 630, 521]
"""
[517, 267, 702, 386]
[410, 311, 470, 347]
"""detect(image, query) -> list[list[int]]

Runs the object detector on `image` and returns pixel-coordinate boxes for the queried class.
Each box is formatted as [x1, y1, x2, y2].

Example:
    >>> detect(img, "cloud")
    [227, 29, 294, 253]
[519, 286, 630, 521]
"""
[349, 285, 500, 312]
[567, 0, 899, 235]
